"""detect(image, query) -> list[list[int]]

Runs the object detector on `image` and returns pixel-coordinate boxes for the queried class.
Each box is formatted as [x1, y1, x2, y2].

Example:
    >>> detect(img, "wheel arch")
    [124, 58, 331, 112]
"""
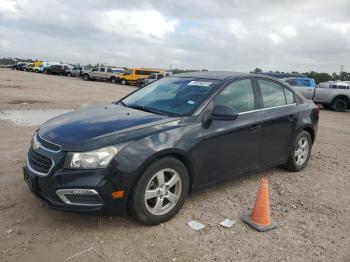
[303, 126, 315, 143]
[331, 95, 349, 105]
[131, 149, 194, 194]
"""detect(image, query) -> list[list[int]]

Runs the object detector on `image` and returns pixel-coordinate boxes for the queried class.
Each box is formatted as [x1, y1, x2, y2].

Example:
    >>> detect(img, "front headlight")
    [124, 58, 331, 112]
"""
[65, 146, 118, 169]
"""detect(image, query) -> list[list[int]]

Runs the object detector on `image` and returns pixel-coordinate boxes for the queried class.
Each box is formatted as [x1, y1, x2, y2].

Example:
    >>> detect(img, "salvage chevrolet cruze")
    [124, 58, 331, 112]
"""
[24, 72, 319, 224]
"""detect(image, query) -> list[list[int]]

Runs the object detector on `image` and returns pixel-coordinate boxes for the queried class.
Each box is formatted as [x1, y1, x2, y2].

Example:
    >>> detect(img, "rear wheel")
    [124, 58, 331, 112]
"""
[121, 79, 127, 85]
[67, 72, 72, 77]
[331, 98, 347, 112]
[283, 130, 312, 172]
[129, 157, 189, 225]
[83, 74, 90, 81]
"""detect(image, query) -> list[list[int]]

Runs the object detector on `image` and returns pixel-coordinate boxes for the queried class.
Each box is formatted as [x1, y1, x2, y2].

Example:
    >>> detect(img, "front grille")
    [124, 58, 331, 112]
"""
[28, 147, 53, 174]
[36, 134, 60, 152]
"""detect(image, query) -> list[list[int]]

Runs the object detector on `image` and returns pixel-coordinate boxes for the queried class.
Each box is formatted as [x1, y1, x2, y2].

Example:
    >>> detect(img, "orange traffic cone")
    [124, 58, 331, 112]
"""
[241, 177, 277, 232]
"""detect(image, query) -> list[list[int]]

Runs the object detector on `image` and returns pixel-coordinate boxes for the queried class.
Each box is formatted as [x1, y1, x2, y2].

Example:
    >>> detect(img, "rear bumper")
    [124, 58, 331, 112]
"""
[23, 165, 134, 215]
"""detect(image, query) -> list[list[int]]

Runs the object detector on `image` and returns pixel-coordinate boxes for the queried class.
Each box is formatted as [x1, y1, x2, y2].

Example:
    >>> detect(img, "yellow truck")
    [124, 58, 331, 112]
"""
[30, 61, 44, 72]
[118, 68, 163, 85]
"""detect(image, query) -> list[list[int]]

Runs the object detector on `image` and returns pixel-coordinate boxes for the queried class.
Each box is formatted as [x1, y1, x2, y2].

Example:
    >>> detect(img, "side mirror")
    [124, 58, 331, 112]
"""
[211, 106, 239, 121]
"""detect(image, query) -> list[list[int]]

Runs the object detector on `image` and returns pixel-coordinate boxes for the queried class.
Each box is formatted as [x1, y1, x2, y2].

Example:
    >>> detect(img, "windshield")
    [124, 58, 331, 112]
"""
[122, 77, 220, 116]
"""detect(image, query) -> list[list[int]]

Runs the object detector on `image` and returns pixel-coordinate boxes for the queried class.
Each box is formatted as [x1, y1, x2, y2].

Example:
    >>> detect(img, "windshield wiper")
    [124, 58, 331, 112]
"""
[128, 105, 169, 116]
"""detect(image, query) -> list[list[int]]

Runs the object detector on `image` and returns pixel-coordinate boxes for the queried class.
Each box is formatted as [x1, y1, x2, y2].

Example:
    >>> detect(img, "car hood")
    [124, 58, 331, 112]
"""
[38, 104, 180, 151]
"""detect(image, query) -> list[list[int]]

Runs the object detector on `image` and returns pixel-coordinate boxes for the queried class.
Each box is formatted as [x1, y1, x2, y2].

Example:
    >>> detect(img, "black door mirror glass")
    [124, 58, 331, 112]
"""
[211, 106, 239, 121]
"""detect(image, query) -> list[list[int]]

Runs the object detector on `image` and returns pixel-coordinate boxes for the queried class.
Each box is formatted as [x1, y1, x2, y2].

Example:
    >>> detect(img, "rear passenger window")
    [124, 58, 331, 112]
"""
[258, 79, 286, 108]
[214, 79, 255, 113]
[284, 88, 295, 104]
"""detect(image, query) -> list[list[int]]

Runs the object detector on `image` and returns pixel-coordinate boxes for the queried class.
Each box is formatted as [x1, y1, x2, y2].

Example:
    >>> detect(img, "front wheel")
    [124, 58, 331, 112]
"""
[129, 157, 189, 225]
[282, 130, 312, 172]
[111, 77, 117, 83]
[67, 72, 72, 77]
[83, 74, 90, 81]
[121, 79, 127, 85]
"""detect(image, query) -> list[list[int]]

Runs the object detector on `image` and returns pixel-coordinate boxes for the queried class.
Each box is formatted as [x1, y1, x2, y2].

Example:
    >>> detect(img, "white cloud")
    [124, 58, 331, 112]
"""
[281, 26, 297, 38]
[98, 10, 178, 39]
[0, 39, 10, 49]
[228, 19, 248, 40]
[325, 21, 350, 34]
[0, 0, 17, 13]
[266, 33, 282, 45]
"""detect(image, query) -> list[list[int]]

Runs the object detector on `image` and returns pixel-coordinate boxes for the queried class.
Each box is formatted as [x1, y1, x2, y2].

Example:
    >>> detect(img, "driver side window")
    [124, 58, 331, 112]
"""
[214, 79, 255, 113]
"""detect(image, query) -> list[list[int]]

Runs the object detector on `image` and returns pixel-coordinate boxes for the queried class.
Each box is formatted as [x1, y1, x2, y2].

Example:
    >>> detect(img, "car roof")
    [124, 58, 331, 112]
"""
[281, 77, 313, 81]
[260, 72, 307, 78]
[173, 71, 256, 80]
[173, 71, 280, 81]
[331, 82, 349, 86]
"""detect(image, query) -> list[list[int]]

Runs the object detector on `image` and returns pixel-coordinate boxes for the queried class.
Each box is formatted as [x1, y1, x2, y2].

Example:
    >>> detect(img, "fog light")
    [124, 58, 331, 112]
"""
[56, 189, 103, 206]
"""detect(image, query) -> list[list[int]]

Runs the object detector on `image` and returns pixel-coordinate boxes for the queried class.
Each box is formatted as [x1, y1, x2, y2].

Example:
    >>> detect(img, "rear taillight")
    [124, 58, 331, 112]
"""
[315, 104, 320, 114]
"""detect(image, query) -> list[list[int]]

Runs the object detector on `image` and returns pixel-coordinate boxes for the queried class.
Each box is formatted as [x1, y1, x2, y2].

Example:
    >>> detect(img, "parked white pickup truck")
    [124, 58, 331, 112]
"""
[313, 82, 350, 111]
[82, 66, 120, 83]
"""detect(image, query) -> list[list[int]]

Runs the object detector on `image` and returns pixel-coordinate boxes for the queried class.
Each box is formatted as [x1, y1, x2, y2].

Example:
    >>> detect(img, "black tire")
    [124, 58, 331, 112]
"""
[129, 157, 189, 225]
[331, 98, 347, 112]
[111, 77, 117, 83]
[83, 74, 90, 81]
[282, 130, 312, 172]
[67, 72, 72, 77]
[322, 104, 331, 110]
[121, 79, 127, 85]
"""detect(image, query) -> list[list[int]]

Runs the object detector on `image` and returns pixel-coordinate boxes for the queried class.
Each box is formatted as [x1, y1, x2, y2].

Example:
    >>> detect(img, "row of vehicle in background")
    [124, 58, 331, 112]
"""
[261, 72, 349, 112]
[82, 67, 172, 85]
[11, 61, 60, 72]
[10, 61, 172, 86]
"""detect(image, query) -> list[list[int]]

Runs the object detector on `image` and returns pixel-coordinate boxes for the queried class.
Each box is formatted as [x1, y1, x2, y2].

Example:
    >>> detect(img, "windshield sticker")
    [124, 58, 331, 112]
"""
[188, 81, 212, 87]
[187, 100, 195, 105]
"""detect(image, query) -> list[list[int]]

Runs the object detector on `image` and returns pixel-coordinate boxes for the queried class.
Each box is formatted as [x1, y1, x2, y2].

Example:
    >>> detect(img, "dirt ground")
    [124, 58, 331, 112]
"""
[0, 69, 349, 262]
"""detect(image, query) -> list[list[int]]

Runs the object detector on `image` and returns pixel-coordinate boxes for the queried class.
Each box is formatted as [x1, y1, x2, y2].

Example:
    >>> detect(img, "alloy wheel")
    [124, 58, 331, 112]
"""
[144, 168, 182, 216]
[295, 137, 309, 166]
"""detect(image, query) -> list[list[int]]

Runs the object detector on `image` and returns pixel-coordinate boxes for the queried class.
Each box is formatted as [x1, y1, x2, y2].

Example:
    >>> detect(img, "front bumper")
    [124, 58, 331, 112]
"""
[23, 164, 133, 215]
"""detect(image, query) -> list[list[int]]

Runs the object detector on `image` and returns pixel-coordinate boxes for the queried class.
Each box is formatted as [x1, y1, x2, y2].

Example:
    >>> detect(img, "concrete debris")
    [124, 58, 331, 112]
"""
[187, 220, 205, 231]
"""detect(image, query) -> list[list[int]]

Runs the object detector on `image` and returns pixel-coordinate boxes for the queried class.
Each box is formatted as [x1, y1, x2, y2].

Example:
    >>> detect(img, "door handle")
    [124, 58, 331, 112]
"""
[288, 114, 296, 122]
[249, 124, 261, 131]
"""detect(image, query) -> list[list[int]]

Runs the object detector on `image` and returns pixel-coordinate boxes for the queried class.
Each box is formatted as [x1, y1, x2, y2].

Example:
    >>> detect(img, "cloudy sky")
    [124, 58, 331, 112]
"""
[0, 0, 349, 73]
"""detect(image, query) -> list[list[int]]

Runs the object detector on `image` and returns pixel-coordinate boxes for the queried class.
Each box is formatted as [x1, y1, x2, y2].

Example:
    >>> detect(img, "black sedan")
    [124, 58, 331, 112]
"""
[24, 72, 319, 224]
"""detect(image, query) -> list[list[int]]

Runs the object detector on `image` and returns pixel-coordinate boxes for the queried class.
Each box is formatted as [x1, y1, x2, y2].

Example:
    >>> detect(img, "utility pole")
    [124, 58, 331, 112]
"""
[340, 65, 344, 81]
